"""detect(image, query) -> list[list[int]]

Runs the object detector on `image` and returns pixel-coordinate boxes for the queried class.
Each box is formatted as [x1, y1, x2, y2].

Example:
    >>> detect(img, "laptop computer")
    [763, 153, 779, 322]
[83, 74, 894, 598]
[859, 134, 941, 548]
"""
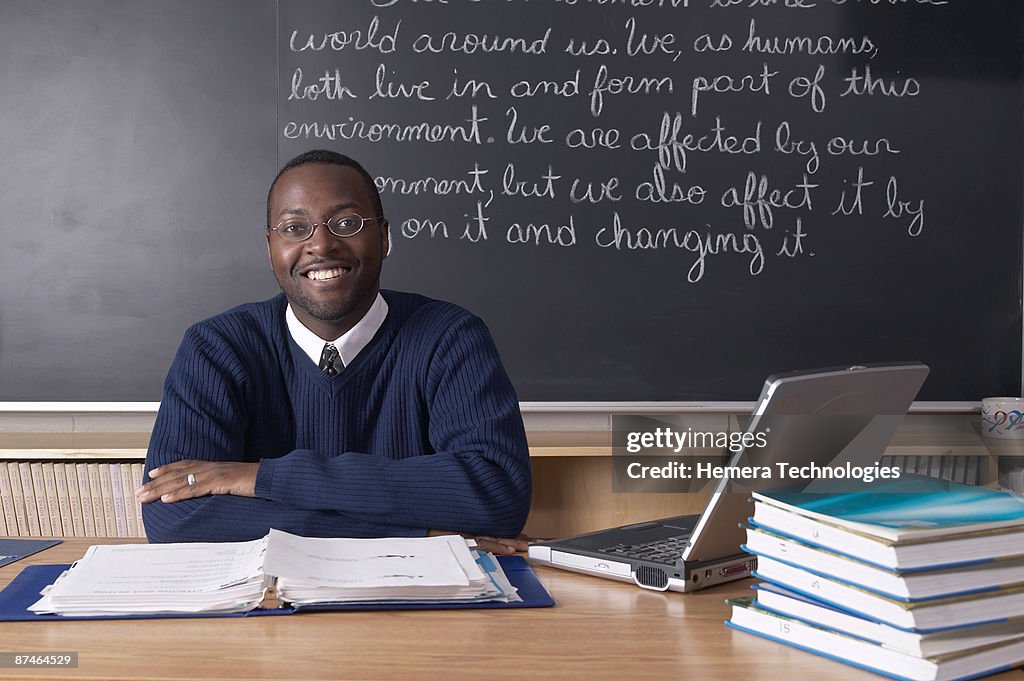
[528, 362, 930, 592]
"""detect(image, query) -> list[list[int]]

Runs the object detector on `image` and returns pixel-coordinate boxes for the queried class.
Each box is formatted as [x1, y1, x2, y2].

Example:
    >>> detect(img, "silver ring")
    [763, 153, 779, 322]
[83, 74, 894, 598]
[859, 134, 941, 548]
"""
[186, 473, 196, 486]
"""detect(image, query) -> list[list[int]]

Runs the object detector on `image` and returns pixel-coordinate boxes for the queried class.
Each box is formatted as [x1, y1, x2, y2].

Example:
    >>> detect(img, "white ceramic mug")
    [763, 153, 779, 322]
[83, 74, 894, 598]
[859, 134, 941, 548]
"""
[981, 397, 1024, 439]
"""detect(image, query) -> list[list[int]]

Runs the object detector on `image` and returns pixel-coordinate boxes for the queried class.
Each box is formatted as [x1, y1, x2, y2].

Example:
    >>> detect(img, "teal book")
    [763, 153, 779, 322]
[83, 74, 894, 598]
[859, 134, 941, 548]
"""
[757, 475, 1024, 538]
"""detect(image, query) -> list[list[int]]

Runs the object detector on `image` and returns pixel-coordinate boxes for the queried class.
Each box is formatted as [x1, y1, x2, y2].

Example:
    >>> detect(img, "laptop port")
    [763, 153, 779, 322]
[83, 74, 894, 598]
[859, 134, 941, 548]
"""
[719, 563, 752, 577]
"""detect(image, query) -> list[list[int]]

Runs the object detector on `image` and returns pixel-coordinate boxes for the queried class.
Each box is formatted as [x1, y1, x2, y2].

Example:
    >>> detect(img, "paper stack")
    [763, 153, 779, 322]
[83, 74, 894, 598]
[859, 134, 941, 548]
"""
[727, 475, 1024, 681]
[29, 529, 520, 616]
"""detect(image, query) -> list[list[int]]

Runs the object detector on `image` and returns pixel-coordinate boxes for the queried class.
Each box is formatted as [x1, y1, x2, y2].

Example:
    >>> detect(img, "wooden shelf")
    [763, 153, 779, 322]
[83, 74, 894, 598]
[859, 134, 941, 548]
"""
[0, 433, 149, 460]
[0, 427, 1007, 460]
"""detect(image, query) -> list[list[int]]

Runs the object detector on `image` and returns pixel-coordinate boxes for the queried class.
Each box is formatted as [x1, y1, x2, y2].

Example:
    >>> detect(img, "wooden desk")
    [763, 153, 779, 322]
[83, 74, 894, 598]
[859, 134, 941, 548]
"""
[0, 542, 1019, 681]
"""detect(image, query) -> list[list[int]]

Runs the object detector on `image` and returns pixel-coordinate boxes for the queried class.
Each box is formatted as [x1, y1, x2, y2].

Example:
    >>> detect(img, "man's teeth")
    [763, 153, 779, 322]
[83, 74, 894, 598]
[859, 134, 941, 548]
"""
[306, 268, 347, 281]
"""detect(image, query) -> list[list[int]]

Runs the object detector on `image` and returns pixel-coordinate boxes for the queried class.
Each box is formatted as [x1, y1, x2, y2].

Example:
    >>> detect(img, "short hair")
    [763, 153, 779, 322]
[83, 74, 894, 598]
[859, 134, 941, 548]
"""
[265, 149, 384, 226]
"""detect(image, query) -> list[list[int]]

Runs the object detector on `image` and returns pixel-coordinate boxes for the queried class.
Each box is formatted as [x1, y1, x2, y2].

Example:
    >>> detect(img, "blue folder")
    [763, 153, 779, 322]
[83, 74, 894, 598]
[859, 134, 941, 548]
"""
[0, 555, 554, 621]
[0, 539, 61, 569]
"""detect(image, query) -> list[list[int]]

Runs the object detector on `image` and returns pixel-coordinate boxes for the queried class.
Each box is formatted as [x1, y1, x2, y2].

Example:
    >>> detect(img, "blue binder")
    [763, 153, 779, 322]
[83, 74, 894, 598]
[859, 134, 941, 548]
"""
[0, 555, 554, 621]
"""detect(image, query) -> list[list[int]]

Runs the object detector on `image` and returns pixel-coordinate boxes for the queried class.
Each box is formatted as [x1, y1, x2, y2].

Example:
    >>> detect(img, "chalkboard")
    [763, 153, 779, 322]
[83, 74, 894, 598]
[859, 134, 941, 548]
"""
[0, 0, 279, 401]
[0, 0, 1021, 403]
[279, 0, 1023, 401]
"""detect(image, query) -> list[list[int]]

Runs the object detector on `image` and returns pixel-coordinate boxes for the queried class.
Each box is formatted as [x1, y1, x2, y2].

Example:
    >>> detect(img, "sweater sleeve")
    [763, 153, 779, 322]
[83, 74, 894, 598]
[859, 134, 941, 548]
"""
[254, 314, 532, 538]
[143, 324, 425, 543]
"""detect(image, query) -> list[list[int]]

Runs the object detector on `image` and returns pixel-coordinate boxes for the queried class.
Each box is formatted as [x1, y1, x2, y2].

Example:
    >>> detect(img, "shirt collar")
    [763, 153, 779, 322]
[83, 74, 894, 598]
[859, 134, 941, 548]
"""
[286, 293, 389, 368]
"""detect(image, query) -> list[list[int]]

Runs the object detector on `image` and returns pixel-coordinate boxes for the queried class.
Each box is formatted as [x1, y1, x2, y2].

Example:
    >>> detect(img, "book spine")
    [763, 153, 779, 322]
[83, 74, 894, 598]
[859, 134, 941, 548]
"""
[120, 463, 137, 538]
[30, 463, 52, 537]
[87, 464, 105, 537]
[0, 464, 16, 536]
[42, 463, 63, 537]
[77, 464, 95, 538]
[7, 462, 29, 536]
[131, 463, 145, 538]
[109, 464, 127, 538]
[953, 455, 967, 484]
[64, 462, 85, 538]
[97, 464, 117, 538]
[53, 463, 73, 537]
[20, 463, 41, 537]
[0, 466, 7, 536]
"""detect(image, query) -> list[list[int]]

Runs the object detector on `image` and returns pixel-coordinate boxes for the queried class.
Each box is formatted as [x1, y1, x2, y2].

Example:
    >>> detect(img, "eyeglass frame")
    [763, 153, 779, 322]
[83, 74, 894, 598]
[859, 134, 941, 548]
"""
[265, 212, 386, 242]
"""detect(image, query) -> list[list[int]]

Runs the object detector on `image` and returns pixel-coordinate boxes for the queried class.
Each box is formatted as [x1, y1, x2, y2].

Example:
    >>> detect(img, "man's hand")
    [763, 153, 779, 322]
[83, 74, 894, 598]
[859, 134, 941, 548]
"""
[135, 460, 259, 504]
[428, 529, 531, 555]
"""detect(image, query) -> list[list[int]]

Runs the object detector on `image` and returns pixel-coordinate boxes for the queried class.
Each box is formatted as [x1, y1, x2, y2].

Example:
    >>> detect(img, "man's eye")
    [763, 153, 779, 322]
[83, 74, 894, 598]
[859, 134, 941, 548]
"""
[280, 222, 308, 235]
[334, 217, 360, 230]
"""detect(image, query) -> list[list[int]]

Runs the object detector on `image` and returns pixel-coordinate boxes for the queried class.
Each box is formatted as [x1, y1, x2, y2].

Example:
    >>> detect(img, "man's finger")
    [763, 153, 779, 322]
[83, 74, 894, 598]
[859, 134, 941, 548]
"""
[474, 539, 516, 555]
[136, 472, 196, 502]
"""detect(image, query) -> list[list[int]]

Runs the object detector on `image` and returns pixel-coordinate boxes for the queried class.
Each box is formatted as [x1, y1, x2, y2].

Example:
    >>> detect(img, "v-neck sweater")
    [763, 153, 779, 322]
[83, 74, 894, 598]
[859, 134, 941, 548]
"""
[142, 290, 531, 543]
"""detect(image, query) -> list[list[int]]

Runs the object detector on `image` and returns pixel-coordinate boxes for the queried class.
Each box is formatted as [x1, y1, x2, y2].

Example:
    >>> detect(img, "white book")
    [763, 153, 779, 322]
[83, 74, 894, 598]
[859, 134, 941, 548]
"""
[754, 582, 1024, 658]
[97, 464, 117, 538]
[120, 464, 137, 539]
[63, 463, 85, 538]
[42, 463, 63, 537]
[7, 462, 30, 536]
[131, 464, 145, 538]
[20, 463, 41, 537]
[0, 464, 16, 536]
[76, 464, 96, 538]
[53, 464, 74, 538]
[728, 597, 1024, 681]
[754, 555, 1024, 631]
[108, 464, 127, 538]
[744, 527, 1024, 600]
[86, 464, 105, 538]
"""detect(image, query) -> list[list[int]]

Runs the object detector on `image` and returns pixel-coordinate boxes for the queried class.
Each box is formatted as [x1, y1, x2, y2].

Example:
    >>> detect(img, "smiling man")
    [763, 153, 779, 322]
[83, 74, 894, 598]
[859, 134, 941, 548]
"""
[136, 150, 532, 551]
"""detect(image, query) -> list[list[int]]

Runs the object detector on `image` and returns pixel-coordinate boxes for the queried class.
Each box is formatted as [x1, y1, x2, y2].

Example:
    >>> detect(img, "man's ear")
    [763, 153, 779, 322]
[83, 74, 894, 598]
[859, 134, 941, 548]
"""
[382, 220, 391, 259]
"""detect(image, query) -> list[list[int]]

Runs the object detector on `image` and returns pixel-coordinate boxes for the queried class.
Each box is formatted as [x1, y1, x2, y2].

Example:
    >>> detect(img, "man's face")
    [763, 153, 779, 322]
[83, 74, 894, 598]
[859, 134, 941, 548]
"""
[267, 163, 389, 339]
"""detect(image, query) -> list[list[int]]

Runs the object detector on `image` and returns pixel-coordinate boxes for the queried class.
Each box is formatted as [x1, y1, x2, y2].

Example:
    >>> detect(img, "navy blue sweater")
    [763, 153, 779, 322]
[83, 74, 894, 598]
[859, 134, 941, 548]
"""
[142, 290, 531, 543]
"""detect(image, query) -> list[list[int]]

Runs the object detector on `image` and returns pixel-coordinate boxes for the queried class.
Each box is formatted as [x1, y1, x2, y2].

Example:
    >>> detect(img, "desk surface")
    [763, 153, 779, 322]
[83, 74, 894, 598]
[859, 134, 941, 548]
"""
[0, 541, 1020, 681]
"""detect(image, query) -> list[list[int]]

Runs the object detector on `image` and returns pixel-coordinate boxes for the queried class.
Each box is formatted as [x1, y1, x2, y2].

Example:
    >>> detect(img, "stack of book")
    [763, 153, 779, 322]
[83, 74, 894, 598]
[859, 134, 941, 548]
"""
[727, 475, 1024, 681]
[0, 461, 145, 538]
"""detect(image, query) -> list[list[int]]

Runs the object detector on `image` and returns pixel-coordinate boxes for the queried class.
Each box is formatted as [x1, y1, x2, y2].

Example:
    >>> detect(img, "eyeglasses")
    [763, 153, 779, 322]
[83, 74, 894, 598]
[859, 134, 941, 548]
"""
[266, 213, 384, 242]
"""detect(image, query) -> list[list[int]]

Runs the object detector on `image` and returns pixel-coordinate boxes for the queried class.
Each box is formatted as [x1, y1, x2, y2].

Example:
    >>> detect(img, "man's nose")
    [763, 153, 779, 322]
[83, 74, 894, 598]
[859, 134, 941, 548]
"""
[305, 223, 345, 254]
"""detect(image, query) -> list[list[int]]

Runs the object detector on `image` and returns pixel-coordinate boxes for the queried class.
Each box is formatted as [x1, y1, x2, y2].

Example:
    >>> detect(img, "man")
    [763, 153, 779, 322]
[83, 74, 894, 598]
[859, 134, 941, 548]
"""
[136, 150, 532, 553]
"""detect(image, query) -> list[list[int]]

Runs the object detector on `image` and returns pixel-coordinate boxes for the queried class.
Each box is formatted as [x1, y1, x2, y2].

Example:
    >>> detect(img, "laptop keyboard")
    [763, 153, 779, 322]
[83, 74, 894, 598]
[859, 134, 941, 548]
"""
[600, 534, 691, 565]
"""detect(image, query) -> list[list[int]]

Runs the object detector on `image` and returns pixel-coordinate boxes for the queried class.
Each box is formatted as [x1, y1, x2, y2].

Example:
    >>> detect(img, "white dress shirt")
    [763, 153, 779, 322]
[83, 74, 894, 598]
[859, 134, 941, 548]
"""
[286, 293, 389, 370]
